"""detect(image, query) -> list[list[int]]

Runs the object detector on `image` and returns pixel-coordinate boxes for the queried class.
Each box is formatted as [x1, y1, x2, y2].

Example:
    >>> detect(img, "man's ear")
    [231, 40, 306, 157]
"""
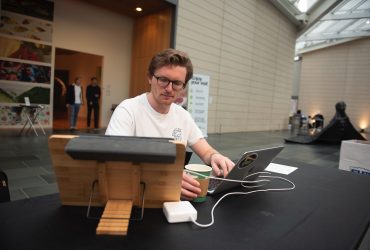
[147, 73, 152, 85]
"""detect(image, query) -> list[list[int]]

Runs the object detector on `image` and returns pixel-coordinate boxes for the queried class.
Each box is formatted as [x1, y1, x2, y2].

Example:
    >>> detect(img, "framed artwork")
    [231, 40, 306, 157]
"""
[0, 59, 51, 84]
[0, 81, 50, 104]
[1, 0, 54, 21]
[0, 36, 52, 63]
[0, 11, 53, 42]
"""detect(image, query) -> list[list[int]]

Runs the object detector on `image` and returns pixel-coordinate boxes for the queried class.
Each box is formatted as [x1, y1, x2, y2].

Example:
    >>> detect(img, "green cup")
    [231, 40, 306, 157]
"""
[185, 164, 212, 202]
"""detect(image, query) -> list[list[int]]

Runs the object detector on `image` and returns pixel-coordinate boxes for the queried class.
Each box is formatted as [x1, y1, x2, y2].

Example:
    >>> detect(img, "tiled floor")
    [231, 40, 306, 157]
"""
[0, 128, 354, 201]
[0, 128, 100, 200]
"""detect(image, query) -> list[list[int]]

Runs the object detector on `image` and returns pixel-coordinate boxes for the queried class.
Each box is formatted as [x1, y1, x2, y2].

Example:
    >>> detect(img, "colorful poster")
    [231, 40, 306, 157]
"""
[0, 0, 54, 128]
[1, 0, 54, 21]
[0, 11, 53, 42]
[187, 74, 210, 137]
[0, 36, 52, 63]
[0, 104, 50, 126]
[0, 81, 50, 104]
[0, 60, 51, 84]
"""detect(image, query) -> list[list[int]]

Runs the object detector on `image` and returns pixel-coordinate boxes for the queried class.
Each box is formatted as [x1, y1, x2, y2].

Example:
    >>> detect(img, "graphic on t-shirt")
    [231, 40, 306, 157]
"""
[172, 128, 182, 141]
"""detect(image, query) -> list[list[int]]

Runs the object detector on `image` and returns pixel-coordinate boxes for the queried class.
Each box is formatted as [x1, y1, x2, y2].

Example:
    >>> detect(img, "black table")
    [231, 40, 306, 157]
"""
[1, 161, 370, 250]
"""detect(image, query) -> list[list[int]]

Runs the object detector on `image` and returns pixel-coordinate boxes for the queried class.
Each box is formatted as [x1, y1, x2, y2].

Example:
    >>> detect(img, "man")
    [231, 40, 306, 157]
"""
[66, 77, 83, 130]
[106, 49, 234, 200]
[86, 77, 101, 129]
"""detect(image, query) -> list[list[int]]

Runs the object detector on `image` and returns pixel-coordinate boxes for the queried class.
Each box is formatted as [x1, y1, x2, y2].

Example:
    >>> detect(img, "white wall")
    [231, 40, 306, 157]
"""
[53, 0, 133, 126]
[176, 0, 297, 133]
[299, 37, 370, 131]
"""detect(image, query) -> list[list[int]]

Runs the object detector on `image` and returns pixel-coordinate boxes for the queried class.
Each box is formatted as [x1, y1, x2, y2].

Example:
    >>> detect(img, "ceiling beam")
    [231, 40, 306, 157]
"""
[297, 37, 360, 54]
[269, 0, 302, 26]
[297, 0, 344, 38]
[321, 10, 370, 20]
[297, 30, 370, 41]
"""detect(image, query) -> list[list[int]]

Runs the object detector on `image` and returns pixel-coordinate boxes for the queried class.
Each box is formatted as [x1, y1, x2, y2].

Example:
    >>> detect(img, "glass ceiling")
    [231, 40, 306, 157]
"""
[271, 0, 370, 55]
[288, 0, 320, 13]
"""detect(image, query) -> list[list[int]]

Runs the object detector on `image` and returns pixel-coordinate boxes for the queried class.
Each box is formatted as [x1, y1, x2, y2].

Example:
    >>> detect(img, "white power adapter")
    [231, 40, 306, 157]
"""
[163, 201, 197, 223]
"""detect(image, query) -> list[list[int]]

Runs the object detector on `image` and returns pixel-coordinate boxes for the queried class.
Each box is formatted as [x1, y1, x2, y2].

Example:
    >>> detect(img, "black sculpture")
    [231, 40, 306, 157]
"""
[285, 101, 367, 144]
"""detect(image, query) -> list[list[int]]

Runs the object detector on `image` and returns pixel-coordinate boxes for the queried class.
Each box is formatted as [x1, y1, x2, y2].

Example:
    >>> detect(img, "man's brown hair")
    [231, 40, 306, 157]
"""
[148, 48, 193, 84]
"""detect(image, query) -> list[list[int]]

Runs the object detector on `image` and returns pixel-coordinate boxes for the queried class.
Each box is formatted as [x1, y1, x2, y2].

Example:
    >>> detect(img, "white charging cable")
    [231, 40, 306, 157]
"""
[184, 169, 272, 185]
[184, 170, 295, 228]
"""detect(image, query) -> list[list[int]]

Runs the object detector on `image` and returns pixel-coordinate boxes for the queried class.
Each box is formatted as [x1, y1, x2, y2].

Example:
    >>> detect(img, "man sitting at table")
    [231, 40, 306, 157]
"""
[106, 48, 235, 200]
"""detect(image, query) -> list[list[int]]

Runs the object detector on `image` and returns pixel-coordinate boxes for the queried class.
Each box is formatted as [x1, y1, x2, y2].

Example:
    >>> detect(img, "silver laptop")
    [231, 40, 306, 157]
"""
[208, 146, 284, 194]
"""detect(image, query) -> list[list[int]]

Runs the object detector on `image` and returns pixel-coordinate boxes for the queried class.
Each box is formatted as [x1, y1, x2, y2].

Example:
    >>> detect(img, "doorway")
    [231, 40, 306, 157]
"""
[53, 48, 103, 129]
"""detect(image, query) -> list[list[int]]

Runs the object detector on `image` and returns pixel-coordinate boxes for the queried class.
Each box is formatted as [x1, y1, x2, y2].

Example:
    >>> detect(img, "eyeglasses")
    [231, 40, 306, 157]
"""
[153, 74, 185, 91]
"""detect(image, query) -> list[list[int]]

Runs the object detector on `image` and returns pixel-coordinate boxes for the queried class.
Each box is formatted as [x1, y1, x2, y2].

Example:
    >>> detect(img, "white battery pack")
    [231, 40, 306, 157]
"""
[163, 201, 197, 223]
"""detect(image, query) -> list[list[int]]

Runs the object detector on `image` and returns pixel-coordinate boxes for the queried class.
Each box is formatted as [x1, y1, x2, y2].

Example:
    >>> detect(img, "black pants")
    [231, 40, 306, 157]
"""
[87, 103, 99, 128]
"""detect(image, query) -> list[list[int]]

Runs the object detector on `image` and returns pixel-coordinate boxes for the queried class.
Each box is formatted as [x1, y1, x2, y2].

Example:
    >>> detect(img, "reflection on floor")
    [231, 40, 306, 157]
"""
[0, 128, 359, 201]
[53, 116, 88, 130]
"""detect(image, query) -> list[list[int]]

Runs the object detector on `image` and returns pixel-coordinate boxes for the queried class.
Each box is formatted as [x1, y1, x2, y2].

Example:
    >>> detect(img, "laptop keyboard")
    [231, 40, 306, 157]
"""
[208, 178, 222, 191]
[208, 158, 239, 191]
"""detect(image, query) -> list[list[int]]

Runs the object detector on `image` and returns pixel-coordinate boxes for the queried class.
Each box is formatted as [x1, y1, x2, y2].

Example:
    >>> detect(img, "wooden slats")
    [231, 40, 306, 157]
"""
[96, 200, 133, 236]
[130, 8, 172, 97]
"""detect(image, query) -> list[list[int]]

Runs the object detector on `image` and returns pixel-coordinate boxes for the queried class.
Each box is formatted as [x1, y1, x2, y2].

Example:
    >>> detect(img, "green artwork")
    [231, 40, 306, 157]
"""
[16, 86, 50, 104]
[0, 83, 50, 104]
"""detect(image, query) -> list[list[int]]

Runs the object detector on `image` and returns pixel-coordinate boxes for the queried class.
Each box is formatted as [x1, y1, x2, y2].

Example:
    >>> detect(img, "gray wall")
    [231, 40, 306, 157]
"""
[299, 37, 370, 131]
[176, 0, 297, 133]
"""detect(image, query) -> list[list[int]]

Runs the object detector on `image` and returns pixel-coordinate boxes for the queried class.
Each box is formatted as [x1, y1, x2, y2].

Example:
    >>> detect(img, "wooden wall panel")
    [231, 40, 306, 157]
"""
[130, 8, 173, 97]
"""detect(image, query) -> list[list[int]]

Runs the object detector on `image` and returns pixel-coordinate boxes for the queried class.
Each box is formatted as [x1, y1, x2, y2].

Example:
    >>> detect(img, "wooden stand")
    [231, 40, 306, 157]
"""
[96, 200, 133, 235]
[48, 135, 185, 236]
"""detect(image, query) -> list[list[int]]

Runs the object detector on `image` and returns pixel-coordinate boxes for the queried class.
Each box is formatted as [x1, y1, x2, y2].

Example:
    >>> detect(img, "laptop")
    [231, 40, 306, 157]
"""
[208, 146, 284, 194]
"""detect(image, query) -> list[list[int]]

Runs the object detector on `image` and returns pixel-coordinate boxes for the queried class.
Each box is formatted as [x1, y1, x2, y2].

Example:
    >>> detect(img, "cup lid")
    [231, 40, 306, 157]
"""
[185, 164, 212, 172]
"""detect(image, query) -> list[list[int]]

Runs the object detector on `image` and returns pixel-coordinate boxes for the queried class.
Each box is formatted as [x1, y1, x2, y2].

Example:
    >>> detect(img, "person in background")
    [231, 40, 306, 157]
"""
[296, 109, 303, 128]
[86, 77, 101, 129]
[66, 77, 83, 130]
[106, 48, 235, 200]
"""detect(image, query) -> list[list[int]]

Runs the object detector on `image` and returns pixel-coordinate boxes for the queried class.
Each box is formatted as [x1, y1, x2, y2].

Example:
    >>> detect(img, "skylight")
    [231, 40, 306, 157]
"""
[289, 0, 319, 13]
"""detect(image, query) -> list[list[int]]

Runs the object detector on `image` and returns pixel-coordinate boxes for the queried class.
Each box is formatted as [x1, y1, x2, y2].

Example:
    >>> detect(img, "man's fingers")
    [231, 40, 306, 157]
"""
[211, 161, 221, 176]
[181, 179, 201, 194]
[181, 173, 201, 200]
[183, 173, 200, 186]
[182, 176, 201, 194]
[220, 163, 229, 177]
[213, 156, 229, 177]
[181, 188, 198, 200]
[210, 154, 235, 177]
[224, 158, 235, 176]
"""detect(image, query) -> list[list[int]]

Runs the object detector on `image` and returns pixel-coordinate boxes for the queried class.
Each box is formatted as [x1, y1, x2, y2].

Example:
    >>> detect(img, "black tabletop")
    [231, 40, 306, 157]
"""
[1, 161, 370, 250]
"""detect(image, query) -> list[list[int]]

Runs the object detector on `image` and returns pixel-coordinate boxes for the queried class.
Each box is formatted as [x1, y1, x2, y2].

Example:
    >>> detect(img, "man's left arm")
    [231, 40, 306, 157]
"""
[190, 138, 234, 177]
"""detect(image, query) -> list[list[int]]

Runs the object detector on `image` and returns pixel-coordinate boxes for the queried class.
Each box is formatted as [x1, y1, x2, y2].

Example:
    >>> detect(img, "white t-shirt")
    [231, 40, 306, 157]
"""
[74, 85, 82, 104]
[105, 93, 203, 147]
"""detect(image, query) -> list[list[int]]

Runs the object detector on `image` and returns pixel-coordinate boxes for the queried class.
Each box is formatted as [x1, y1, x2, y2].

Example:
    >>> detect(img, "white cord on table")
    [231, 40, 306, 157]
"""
[184, 169, 296, 228]
[184, 169, 272, 185]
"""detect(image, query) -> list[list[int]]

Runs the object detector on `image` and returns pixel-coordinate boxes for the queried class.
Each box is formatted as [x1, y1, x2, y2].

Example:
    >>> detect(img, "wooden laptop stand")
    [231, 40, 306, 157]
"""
[48, 135, 185, 236]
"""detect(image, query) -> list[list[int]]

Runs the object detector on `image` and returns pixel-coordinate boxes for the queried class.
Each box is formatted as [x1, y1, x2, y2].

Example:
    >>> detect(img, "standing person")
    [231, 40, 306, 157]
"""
[66, 77, 83, 130]
[106, 48, 235, 200]
[86, 77, 101, 129]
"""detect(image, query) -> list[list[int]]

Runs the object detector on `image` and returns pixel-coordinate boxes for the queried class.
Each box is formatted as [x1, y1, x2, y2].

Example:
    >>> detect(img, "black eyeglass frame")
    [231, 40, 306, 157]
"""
[153, 74, 186, 91]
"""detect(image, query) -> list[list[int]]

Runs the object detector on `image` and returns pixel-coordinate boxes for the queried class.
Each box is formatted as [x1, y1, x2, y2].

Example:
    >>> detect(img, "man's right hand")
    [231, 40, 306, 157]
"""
[181, 172, 201, 200]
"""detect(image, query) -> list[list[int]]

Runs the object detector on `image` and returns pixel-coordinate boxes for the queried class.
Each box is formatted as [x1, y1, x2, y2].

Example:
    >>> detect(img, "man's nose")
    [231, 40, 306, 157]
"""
[164, 81, 174, 92]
